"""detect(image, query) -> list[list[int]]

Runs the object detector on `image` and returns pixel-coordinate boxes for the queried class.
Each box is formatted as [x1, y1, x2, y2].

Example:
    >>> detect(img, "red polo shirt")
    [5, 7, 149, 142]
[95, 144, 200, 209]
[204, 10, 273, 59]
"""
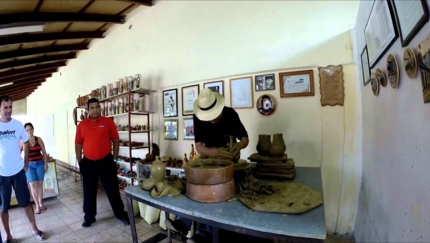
[75, 116, 119, 160]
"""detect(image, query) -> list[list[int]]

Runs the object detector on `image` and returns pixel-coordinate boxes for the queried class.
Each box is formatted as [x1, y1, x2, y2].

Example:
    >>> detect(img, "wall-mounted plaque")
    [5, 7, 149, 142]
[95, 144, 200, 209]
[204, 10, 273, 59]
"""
[318, 65, 344, 106]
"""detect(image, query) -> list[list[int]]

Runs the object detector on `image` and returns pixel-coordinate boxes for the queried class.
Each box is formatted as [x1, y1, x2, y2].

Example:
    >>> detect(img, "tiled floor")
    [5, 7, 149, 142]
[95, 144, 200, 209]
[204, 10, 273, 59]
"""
[3, 166, 353, 243]
[3, 167, 168, 243]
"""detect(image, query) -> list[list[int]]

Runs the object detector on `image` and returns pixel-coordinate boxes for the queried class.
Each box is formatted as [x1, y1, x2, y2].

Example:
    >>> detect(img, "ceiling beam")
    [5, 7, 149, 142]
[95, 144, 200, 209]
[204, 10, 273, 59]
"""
[0, 31, 104, 47]
[0, 79, 45, 95]
[0, 73, 52, 86]
[116, 0, 153, 6]
[0, 68, 57, 84]
[7, 88, 39, 97]
[0, 53, 76, 70]
[0, 62, 65, 79]
[0, 44, 88, 61]
[0, 13, 124, 28]
[10, 92, 36, 100]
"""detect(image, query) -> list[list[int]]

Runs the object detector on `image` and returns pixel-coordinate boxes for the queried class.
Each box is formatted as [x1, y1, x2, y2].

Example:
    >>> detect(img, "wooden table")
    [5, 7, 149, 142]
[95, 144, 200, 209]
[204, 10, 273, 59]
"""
[125, 167, 326, 243]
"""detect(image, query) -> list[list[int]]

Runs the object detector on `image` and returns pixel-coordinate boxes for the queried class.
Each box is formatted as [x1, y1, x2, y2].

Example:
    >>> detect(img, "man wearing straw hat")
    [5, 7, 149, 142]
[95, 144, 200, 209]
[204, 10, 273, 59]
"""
[166, 88, 249, 242]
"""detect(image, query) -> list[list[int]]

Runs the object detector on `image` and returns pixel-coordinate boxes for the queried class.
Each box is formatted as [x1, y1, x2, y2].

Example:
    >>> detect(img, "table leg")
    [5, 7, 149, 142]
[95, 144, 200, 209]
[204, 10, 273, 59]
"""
[165, 211, 172, 243]
[127, 197, 138, 243]
[212, 226, 219, 243]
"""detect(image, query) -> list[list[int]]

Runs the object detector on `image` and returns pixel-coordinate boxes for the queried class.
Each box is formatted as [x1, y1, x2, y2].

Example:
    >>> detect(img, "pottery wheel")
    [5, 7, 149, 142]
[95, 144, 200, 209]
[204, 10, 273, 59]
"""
[239, 182, 323, 214]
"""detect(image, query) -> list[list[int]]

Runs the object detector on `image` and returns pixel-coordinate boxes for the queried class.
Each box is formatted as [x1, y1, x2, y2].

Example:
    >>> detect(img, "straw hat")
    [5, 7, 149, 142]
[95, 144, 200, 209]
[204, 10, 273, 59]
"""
[193, 88, 225, 121]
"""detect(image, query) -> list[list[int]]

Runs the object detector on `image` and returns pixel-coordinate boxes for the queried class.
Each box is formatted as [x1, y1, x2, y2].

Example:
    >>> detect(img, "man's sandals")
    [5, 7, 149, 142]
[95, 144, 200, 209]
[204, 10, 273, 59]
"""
[33, 231, 46, 241]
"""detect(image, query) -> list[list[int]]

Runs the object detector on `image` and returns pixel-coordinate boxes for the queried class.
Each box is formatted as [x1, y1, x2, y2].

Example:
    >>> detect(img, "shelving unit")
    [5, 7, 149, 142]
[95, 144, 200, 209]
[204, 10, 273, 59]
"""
[99, 88, 156, 191]
[73, 105, 87, 182]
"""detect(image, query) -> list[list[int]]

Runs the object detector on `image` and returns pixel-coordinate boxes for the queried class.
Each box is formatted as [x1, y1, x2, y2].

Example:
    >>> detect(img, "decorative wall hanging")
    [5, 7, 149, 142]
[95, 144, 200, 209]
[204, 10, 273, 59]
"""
[371, 77, 380, 96]
[163, 89, 178, 118]
[164, 119, 178, 140]
[391, 0, 429, 47]
[403, 48, 418, 79]
[318, 65, 344, 106]
[230, 76, 254, 109]
[256, 94, 276, 116]
[361, 45, 371, 86]
[279, 70, 314, 98]
[376, 68, 387, 87]
[417, 34, 430, 103]
[183, 118, 194, 140]
[255, 74, 275, 91]
[364, 0, 398, 69]
[203, 81, 224, 96]
[182, 85, 200, 116]
[386, 54, 400, 89]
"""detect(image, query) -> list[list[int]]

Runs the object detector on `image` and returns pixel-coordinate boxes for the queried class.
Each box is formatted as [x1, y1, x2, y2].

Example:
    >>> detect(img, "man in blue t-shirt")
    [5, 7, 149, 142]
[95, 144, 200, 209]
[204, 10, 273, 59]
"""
[0, 95, 46, 242]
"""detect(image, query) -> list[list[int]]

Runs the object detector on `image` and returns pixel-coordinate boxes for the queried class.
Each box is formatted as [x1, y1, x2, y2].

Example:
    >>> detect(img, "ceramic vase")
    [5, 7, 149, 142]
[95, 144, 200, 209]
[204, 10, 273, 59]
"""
[256, 134, 271, 156]
[150, 156, 166, 183]
[80, 110, 84, 120]
[269, 133, 286, 158]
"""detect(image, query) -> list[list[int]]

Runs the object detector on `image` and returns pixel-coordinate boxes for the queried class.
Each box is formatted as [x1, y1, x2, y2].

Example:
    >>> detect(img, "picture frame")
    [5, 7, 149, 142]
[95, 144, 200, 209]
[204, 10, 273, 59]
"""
[164, 119, 178, 140]
[361, 45, 371, 86]
[255, 74, 275, 91]
[183, 118, 194, 140]
[230, 76, 254, 109]
[279, 70, 314, 98]
[182, 85, 200, 116]
[364, 0, 398, 69]
[203, 81, 224, 96]
[390, 0, 429, 47]
[162, 89, 178, 118]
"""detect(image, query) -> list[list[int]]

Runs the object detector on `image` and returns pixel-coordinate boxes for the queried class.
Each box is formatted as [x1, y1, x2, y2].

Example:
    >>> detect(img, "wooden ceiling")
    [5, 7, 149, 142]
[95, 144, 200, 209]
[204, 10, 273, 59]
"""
[0, 0, 152, 101]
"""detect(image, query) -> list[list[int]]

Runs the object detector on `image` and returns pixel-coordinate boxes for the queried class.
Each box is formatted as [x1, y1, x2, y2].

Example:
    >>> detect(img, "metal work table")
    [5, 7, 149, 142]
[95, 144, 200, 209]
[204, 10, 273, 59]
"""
[125, 167, 326, 243]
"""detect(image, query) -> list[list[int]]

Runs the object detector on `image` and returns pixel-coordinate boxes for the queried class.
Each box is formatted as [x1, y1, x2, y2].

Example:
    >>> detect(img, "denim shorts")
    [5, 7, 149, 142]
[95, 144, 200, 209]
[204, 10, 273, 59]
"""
[0, 169, 31, 211]
[26, 161, 45, 183]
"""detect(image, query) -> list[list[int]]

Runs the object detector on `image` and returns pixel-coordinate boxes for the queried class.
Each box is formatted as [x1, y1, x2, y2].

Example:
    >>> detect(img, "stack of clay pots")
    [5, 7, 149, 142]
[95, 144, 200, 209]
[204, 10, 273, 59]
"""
[184, 159, 235, 203]
[76, 95, 89, 107]
[249, 133, 296, 180]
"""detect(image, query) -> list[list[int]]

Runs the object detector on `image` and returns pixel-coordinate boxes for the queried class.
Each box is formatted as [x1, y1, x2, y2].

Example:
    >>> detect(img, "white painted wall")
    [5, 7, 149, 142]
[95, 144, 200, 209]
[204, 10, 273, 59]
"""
[26, 1, 361, 234]
[352, 1, 430, 242]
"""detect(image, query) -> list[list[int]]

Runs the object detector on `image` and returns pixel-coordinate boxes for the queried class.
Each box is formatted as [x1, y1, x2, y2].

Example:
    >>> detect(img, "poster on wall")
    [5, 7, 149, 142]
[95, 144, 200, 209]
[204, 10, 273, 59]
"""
[10, 161, 60, 206]
[364, 0, 398, 69]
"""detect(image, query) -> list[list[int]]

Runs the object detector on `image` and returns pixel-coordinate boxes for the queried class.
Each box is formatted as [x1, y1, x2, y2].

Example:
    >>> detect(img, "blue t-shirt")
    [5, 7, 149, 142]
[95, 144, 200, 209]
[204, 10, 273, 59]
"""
[0, 118, 29, 176]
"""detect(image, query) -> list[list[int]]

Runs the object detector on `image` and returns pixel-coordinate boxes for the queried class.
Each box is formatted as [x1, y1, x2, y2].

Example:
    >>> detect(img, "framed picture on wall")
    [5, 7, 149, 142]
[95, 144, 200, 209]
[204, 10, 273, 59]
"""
[163, 89, 178, 118]
[230, 76, 254, 109]
[183, 118, 194, 140]
[255, 74, 275, 91]
[182, 85, 200, 116]
[203, 81, 224, 96]
[361, 45, 371, 86]
[390, 0, 429, 47]
[164, 119, 178, 140]
[364, 0, 398, 69]
[279, 70, 314, 98]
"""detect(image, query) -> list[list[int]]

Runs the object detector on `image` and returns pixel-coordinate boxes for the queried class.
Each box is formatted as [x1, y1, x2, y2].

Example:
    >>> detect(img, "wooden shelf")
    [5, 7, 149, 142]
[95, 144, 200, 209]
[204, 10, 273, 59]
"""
[99, 88, 156, 102]
[118, 130, 153, 134]
[107, 111, 154, 118]
[118, 145, 149, 149]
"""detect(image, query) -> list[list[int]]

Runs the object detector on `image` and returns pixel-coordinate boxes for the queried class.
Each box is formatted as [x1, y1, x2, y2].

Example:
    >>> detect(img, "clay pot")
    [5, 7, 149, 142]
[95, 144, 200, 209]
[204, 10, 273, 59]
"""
[150, 156, 166, 183]
[186, 179, 235, 203]
[184, 159, 234, 185]
[76, 96, 80, 106]
[269, 133, 286, 158]
[256, 134, 271, 156]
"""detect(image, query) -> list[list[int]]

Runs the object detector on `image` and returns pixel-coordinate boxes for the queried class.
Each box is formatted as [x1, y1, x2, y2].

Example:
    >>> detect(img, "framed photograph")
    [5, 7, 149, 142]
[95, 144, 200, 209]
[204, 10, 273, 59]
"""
[279, 70, 314, 98]
[391, 0, 429, 47]
[364, 0, 398, 69]
[203, 81, 224, 96]
[361, 45, 371, 86]
[183, 118, 194, 140]
[255, 74, 275, 91]
[163, 89, 178, 118]
[182, 85, 200, 116]
[164, 119, 178, 140]
[417, 34, 430, 103]
[230, 76, 254, 109]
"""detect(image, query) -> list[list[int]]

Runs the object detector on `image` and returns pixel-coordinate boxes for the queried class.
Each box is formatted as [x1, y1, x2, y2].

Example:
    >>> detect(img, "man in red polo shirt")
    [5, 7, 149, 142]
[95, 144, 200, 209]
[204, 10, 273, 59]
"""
[75, 98, 129, 227]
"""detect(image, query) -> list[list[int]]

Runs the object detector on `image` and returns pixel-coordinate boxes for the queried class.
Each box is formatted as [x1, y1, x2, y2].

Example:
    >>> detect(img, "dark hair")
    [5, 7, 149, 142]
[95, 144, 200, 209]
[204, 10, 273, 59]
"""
[0, 95, 12, 107]
[24, 122, 34, 129]
[87, 98, 99, 108]
[261, 95, 270, 107]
